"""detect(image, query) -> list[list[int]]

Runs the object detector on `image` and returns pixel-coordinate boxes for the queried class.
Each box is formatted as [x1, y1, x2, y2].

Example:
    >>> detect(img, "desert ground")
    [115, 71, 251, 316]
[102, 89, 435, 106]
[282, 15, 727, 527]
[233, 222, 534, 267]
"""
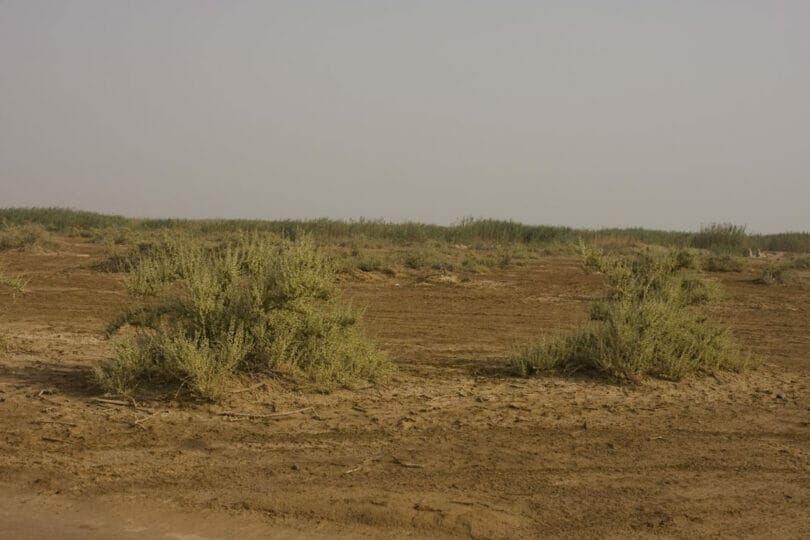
[1, 237, 808, 538]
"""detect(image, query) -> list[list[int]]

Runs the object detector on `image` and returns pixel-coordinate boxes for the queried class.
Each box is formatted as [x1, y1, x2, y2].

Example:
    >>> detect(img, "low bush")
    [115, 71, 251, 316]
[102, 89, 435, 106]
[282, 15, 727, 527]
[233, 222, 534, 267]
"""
[702, 254, 744, 273]
[95, 233, 390, 400]
[511, 248, 751, 381]
[0, 224, 58, 252]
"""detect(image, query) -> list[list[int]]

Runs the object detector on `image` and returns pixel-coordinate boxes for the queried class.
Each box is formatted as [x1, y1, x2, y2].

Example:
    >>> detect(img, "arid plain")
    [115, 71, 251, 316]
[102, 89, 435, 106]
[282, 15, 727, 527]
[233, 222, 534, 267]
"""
[1, 233, 809, 538]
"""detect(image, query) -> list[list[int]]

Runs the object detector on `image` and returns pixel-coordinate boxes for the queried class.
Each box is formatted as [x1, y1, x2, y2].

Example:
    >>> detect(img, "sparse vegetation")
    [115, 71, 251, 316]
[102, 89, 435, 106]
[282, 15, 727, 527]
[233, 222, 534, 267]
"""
[95, 234, 390, 400]
[511, 247, 751, 381]
[0, 207, 806, 251]
[0, 268, 27, 355]
[0, 268, 28, 294]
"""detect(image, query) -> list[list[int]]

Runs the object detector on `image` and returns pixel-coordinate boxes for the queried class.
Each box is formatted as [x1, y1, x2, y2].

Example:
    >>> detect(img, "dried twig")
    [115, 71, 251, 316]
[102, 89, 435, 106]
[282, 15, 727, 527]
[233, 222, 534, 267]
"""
[230, 382, 267, 394]
[134, 412, 160, 426]
[91, 397, 130, 406]
[391, 455, 425, 469]
[217, 406, 314, 420]
[31, 420, 77, 427]
[343, 456, 374, 475]
[90, 397, 154, 413]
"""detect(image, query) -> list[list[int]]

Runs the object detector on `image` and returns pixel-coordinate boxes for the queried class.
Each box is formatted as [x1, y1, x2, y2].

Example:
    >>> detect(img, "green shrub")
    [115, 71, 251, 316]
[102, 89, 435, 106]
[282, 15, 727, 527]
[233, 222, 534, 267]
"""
[511, 248, 751, 381]
[95, 234, 390, 400]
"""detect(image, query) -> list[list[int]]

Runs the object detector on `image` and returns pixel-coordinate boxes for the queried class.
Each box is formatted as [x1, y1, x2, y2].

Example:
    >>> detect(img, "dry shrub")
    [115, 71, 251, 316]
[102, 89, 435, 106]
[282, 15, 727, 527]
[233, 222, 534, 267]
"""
[95, 233, 390, 400]
[0, 224, 58, 252]
[511, 247, 752, 381]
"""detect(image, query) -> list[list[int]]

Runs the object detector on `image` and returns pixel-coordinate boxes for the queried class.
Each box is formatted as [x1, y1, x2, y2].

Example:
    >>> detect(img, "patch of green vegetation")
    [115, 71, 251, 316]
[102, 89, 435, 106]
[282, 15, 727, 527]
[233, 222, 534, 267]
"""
[511, 247, 752, 381]
[4, 207, 810, 254]
[691, 222, 748, 254]
[95, 234, 390, 400]
[754, 233, 810, 254]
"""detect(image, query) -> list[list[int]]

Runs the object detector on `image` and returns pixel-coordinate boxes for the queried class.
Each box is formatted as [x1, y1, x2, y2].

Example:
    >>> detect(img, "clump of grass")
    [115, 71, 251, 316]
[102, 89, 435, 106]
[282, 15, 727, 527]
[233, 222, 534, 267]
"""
[702, 254, 744, 273]
[345, 247, 393, 274]
[753, 264, 795, 286]
[401, 243, 457, 272]
[511, 247, 751, 381]
[95, 233, 390, 400]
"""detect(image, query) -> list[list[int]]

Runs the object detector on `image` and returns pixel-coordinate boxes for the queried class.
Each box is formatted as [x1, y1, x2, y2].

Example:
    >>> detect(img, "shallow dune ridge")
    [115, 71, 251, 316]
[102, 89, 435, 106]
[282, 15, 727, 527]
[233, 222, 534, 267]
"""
[1, 237, 809, 539]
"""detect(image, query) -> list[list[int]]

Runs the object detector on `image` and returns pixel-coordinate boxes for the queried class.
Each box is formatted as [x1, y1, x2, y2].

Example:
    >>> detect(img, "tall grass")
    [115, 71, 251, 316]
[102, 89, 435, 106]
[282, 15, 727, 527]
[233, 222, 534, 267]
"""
[511, 247, 752, 381]
[0, 207, 128, 230]
[95, 233, 389, 400]
[691, 223, 748, 253]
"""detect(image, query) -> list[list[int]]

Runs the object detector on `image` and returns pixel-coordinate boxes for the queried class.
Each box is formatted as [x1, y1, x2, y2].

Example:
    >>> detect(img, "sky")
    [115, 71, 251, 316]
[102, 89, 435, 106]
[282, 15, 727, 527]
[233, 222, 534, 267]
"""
[1, 1, 808, 232]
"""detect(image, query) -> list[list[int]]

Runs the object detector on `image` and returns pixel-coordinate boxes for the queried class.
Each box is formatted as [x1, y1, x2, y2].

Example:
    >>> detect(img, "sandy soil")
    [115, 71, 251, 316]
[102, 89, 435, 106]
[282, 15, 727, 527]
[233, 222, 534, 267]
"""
[1, 239, 808, 538]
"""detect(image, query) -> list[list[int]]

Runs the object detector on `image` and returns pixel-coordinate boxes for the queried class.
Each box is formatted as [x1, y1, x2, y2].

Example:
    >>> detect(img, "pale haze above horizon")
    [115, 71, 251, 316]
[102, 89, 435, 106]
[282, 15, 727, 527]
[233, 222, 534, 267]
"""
[1, 1, 809, 233]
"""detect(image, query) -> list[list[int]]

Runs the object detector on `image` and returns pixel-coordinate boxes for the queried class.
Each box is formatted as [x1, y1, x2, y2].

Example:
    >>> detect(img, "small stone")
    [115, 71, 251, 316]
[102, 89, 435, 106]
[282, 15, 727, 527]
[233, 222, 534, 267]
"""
[775, 391, 786, 400]
[290, 463, 299, 471]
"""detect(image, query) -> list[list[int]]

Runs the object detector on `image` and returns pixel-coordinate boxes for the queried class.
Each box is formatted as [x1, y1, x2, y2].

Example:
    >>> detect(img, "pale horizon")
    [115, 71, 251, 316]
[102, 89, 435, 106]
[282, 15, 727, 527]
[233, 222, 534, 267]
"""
[2, 1, 809, 234]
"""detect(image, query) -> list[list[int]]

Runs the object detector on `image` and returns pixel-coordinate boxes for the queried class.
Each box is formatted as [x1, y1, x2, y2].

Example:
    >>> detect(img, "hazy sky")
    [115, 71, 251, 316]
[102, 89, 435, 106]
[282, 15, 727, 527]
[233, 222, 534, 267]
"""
[1, 1, 808, 232]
